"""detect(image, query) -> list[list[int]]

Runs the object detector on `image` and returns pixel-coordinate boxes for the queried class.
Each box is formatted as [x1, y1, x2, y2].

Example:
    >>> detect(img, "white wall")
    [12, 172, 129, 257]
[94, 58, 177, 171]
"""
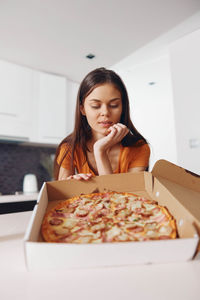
[111, 12, 200, 174]
[114, 56, 177, 170]
[169, 29, 200, 174]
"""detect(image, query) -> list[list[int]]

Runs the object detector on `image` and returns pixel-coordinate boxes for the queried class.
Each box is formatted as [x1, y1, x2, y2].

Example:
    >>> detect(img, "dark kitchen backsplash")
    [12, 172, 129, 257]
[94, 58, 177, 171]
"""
[0, 142, 56, 195]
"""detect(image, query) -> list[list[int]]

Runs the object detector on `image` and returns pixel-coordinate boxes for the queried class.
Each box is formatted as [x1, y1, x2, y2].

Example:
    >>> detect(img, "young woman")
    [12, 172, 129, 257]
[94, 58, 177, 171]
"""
[54, 67, 150, 180]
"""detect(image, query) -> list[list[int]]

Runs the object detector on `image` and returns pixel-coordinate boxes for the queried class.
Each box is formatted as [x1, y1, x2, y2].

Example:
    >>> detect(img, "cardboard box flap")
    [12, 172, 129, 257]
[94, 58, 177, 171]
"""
[152, 159, 200, 192]
[46, 172, 152, 201]
[152, 159, 200, 227]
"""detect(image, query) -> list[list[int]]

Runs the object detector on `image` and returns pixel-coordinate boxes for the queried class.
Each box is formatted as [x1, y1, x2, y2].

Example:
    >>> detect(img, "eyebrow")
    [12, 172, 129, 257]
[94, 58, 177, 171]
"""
[89, 98, 121, 102]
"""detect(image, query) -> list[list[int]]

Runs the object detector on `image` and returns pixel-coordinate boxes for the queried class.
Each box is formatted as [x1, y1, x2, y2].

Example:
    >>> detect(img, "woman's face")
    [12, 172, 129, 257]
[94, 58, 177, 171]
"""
[80, 83, 122, 139]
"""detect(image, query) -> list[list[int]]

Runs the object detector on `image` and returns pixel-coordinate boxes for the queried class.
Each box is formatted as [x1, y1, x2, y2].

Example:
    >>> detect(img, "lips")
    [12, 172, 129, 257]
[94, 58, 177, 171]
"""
[98, 121, 113, 128]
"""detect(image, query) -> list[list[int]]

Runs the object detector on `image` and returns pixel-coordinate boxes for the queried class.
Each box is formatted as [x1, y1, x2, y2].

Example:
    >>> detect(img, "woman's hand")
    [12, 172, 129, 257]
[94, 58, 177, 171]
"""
[92, 123, 129, 176]
[94, 123, 129, 153]
[66, 173, 92, 180]
[58, 167, 92, 181]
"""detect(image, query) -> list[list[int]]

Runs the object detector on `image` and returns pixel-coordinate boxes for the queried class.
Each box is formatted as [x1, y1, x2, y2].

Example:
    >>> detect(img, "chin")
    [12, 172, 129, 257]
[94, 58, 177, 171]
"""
[92, 128, 108, 138]
[100, 128, 109, 135]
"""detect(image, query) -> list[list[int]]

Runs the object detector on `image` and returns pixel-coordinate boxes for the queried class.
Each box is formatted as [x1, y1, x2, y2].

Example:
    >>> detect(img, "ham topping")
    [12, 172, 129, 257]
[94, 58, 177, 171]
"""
[126, 225, 144, 233]
[92, 208, 110, 218]
[49, 218, 63, 226]
[91, 223, 106, 232]
[51, 212, 66, 218]
[140, 212, 153, 218]
[151, 213, 167, 223]
[152, 207, 161, 214]
[75, 209, 89, 217]
[134, 208, 142, 214]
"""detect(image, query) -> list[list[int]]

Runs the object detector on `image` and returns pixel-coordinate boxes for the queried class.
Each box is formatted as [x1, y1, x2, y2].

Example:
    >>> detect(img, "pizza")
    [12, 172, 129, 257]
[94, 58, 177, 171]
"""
[41, 192, 177, 243]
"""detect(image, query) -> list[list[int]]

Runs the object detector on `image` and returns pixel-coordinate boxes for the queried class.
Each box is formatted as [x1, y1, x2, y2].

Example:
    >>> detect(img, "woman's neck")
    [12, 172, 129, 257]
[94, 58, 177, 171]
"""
[87, 131, 106, 147]
[87, 133, 104, 152]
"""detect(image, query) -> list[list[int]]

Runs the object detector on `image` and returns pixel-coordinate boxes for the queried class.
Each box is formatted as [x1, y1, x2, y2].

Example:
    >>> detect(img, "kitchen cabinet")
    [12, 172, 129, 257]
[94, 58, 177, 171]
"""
[0, 60, 68, 145]
[30, 71, 67, 145]
[67, 80, 79, 134]
[0, 60, 32, 141]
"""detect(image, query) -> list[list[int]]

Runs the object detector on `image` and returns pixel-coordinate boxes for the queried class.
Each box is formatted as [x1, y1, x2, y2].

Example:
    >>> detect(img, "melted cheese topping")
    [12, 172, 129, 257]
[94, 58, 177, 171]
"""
[106, 226, 121, 240]
[143, 203, 156, 211]
[42, 192, 177, 243]
[159, 225, 172, 235]
[63, 218, 78, 228]
[130, 201, 142, 210]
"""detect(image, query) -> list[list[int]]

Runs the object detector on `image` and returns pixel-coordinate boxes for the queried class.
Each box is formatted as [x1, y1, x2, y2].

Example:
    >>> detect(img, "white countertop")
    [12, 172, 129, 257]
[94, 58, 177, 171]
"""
[0, 192, 38, 203]
[0, 211, 200, 300]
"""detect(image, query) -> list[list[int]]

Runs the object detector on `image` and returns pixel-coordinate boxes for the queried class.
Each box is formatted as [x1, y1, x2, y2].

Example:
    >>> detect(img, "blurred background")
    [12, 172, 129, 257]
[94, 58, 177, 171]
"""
[0, 0, 200, 195]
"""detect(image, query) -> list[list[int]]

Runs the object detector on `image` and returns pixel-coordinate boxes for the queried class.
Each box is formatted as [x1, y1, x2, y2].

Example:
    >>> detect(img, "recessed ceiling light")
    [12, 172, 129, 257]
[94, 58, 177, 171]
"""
[148, 82, 156, 85]
[86, 54, 95, 59]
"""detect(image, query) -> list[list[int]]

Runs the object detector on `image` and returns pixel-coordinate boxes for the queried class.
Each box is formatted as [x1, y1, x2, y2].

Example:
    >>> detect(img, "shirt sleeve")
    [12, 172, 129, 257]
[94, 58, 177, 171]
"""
[128, 143, 150, 169]
[57, 143, 72, 170]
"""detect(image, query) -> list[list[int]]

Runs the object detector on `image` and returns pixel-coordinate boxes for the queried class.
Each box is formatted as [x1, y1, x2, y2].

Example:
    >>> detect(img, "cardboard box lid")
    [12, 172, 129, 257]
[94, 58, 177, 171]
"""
[152, 159, 200, 227]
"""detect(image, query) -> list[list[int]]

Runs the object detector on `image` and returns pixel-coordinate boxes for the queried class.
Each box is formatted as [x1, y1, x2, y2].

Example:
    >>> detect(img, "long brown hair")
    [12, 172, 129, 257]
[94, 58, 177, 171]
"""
[54, 67, 148, 179]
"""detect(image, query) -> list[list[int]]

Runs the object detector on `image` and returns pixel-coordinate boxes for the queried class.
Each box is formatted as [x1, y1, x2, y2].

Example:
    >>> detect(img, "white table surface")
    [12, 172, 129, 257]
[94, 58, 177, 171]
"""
[0, 211, 200, 300]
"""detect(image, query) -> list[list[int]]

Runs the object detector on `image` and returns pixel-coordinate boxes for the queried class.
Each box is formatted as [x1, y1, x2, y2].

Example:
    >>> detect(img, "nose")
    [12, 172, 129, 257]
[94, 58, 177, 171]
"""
[100, 104, 109, 116]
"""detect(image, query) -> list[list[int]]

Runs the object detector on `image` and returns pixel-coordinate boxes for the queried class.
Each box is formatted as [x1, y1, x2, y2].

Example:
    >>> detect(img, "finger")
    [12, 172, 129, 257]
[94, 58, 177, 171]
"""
[105, 127, 111, 135]
[112, 123, 125, 130]
[68, 174, 81, 180]
[106, 123, 120, 135]
[106, 125, 121, 142]
[112, 124, 126, 136]
[80, 173, 92, 180]
[73, 173, 92, 180]
[116, 123, 127, 128]
[120, 126, 129, 137]
[106, 126, 117, 137]
[115, 123, 128, 132]
[112, 124, 129, 140]
[115, 123, 129, 135]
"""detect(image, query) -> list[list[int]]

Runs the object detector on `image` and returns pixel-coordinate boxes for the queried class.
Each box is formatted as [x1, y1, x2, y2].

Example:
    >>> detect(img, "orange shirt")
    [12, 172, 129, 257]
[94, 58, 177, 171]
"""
[57, 142, 150, 175]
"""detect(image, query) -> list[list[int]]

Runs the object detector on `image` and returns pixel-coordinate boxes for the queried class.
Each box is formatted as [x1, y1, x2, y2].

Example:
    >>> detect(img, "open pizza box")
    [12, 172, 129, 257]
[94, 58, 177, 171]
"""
[24, 159, 200, 271]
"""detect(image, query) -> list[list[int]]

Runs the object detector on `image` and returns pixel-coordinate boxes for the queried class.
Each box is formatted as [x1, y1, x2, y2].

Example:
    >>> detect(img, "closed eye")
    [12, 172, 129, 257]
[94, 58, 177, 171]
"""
[90, 104, 119, 109]
[109, 104, 119, 108]
[91, 105, 100, 109]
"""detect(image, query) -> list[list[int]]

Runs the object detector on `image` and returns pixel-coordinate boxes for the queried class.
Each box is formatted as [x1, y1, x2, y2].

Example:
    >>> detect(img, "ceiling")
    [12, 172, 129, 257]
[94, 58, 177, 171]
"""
[0, 0, 200, 83]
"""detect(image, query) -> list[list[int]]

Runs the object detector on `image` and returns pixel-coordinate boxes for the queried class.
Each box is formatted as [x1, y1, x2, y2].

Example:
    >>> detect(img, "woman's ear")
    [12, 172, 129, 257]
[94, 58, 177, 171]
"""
[80, 105, 86, 116]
